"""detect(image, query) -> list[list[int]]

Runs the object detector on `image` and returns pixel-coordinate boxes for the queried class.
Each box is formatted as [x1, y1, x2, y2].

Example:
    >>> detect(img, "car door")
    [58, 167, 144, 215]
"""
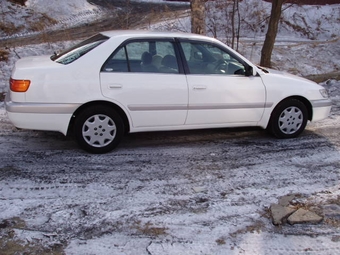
[179, 40, 266, 126]
[100, 39, 188, 129]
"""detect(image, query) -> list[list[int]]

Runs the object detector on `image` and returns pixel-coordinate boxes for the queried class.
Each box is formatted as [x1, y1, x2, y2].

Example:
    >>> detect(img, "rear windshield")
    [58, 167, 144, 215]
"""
[51, 34, 109, 65]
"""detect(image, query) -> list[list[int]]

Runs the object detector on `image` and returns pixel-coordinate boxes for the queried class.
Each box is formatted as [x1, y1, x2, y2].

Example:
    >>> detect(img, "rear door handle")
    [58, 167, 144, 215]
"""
[108, 84, 122, 89]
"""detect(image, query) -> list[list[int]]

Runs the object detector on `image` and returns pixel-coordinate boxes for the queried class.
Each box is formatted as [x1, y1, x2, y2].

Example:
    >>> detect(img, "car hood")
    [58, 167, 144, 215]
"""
[258, 66, 314, 84]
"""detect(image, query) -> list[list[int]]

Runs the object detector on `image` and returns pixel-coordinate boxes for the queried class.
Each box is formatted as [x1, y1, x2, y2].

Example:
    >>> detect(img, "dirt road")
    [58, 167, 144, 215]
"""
[1, 1, 339, 253]
[1, 82, 340, 253]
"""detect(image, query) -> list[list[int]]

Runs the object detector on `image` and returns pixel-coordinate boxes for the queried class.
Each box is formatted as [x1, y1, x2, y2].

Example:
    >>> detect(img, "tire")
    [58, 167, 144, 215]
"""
[74, 106, 124, 153]
[268, 98, 308, 139]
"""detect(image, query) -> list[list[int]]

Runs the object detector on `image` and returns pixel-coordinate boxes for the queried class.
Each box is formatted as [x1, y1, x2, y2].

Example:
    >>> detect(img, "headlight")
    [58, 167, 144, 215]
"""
[319, 89, 329, 98]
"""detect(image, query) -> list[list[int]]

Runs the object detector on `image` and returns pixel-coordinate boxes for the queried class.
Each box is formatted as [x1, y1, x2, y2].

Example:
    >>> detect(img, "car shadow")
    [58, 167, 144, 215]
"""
[5, 123, 336, 155]
[119, 126, 267, 149]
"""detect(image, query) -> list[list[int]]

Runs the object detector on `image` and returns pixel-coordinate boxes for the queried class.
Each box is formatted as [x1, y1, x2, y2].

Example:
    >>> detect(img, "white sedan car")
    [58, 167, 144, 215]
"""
[5, 30, 332, 153]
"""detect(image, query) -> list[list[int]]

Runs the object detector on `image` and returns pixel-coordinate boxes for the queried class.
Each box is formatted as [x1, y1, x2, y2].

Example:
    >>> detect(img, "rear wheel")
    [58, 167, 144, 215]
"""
[268, 99, 308, 139]
[74, 106, 124, 153]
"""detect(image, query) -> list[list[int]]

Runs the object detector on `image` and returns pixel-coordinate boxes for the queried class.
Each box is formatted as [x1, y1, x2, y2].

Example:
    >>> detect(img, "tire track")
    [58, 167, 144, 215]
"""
[1, 109, 340, 253]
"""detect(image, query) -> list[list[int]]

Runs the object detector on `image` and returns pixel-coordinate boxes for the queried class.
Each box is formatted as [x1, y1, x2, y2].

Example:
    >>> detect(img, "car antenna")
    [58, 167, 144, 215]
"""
[10, 47, 21, 59]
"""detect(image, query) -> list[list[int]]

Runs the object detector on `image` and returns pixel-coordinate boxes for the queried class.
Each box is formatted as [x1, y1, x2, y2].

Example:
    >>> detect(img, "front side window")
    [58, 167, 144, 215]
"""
[51, 34, 108, 65]
[180, 41, 246, 75]
[102, 40, 179, 74]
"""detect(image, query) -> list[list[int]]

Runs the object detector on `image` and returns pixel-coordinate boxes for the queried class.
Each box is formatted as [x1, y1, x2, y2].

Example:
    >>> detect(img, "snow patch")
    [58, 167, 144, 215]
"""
[25, 0, 99, 20]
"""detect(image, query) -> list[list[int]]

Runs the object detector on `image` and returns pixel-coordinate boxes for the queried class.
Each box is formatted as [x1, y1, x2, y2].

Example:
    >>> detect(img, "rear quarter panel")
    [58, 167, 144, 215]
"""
[11, 37, 123, 104]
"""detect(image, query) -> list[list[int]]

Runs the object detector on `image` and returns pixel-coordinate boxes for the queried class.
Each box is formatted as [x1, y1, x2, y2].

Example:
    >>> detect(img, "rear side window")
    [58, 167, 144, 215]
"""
[101, 40, 179, 74]
[51, 34, 108, 65]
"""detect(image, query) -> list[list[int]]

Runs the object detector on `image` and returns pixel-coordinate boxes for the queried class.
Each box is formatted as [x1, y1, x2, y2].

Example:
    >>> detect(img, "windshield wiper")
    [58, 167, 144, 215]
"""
[257, 65, 269, 73]
[50, 52, 59, 61]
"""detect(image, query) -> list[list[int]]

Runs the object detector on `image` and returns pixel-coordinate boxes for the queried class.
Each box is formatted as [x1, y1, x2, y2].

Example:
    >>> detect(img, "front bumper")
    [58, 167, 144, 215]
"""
[311, 99, 332, 122]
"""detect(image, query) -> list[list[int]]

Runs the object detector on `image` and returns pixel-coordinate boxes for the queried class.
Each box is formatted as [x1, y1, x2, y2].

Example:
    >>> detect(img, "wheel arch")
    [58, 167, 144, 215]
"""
[266, 96, 311, 138]
[271, 95, 313, 123]
[67, 100, 130, 136]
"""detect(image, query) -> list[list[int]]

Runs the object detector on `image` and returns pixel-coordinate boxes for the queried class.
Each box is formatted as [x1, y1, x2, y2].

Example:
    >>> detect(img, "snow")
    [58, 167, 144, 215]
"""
[1, 0, 339, 92]
[1, 0, 340, 254]
[1, 88, 340, 254]
[25, 0, 99, 20]
[0, 0, 102, 39]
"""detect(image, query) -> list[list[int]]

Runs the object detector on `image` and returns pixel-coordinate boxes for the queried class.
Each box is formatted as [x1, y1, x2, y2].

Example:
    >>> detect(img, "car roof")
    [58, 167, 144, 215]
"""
[100, 30, 217, 42]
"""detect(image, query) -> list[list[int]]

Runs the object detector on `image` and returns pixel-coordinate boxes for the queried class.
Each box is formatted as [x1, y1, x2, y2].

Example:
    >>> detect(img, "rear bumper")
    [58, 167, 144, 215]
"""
[5, 93, 80, 135]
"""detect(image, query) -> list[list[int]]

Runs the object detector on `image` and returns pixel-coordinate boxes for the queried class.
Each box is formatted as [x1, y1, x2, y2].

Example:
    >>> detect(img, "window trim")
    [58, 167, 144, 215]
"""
[100, 38, 185, 74]
[52, 34, 109, 65]
[176, 38, 250, 76]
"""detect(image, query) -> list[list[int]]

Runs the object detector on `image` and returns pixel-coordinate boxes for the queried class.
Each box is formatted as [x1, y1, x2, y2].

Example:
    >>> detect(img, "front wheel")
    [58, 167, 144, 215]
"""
[74, 106, 124, 153]
[268, 99, 308, 139]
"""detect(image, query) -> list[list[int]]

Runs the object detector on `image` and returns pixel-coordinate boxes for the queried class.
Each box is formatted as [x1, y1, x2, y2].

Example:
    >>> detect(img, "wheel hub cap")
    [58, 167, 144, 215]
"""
[82, 114, 116, 148]
[278, 106, 303, 135]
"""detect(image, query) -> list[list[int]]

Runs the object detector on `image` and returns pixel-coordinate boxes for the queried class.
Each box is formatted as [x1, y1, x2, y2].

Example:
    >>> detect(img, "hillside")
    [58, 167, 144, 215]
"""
[263, 0, 340, 4]
[1, 0, 339, 39]
[0, 0, 339, 92]
[0, 0, 102, 38]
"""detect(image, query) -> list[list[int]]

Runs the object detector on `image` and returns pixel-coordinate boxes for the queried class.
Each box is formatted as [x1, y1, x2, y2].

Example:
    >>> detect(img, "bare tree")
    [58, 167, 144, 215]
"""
[206, 0, 230, 39]
[260, 0, 285, 67]
[190, 0, 206, 35]
[231, 0, 241, 51]
[206, 0, 242, 50]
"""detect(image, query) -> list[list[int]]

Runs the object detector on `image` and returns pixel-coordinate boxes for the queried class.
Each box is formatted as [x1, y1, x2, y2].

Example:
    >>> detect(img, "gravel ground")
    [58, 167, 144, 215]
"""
[1, 1, 340, 254]
[0, 80, 340, 254]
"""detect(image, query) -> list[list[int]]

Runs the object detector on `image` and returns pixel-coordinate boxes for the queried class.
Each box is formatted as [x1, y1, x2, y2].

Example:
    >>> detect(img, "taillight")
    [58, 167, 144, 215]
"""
[10, 78, 31, 92]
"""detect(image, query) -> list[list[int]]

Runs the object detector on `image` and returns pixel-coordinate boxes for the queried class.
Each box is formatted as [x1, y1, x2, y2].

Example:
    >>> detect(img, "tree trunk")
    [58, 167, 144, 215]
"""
[231, 0, 236, 48]
[260, 0, 284, 67]
[236, 0, 241, 51]
[191, 0, 206, 35]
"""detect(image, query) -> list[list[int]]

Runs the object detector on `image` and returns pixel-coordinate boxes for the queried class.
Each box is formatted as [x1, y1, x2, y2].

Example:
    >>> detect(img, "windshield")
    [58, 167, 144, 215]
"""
[51, 34, 109, 65]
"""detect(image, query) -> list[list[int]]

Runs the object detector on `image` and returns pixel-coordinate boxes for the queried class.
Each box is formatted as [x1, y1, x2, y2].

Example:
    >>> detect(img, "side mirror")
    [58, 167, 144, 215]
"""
[245, 65, 255, 77]
[234, 69, 245, 75]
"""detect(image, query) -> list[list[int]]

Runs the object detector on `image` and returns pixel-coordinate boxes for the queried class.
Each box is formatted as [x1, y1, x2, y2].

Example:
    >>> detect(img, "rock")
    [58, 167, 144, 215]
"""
[288, 208, 323, 225]
[270, 204, 297, 225]
[278, 195, 296, 206]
